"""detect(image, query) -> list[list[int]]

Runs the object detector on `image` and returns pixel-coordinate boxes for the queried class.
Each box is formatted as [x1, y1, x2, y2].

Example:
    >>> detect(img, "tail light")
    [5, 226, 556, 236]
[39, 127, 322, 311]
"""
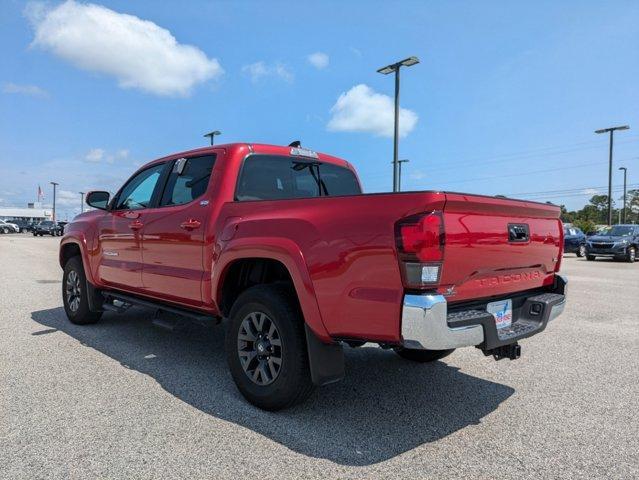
[555, 219, 564, 272]
[395, 211, 444, 289]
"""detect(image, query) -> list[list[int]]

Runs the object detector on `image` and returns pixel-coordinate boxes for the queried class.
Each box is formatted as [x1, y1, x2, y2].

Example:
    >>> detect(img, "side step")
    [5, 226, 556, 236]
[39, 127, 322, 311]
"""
[151, 315, 187, 332]
[101, 291, 220, 326]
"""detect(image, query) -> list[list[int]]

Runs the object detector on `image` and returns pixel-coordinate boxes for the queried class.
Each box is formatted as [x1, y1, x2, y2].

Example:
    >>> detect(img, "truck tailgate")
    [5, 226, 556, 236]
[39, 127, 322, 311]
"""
[440, 193, 562, 303]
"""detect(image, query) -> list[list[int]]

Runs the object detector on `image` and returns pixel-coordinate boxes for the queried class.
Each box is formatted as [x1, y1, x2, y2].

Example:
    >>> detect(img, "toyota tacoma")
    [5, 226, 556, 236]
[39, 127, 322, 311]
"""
[59, 143, 567, 410]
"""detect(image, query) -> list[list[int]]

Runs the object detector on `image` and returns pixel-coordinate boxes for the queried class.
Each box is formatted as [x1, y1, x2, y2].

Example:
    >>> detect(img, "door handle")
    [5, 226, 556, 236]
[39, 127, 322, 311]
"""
[180, 219, 201, 230]
[129, 220, 144, 230]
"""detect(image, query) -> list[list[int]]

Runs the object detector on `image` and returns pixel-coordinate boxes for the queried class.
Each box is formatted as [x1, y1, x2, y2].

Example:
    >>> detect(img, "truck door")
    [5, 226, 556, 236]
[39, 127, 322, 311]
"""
[140, 154, 216, 307]
[97, 163, 167, 291]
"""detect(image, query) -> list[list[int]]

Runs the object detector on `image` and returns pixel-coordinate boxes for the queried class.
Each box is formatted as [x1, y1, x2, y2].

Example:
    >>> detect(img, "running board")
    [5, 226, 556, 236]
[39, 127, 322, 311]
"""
[101, 291, 220, 326]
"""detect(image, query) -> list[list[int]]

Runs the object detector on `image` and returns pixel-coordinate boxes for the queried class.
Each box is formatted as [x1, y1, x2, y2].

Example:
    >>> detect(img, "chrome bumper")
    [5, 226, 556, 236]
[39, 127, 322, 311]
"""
[401, 295, 484, 350]
[547, 296, 566, 322]
[401, 275, 568, 350]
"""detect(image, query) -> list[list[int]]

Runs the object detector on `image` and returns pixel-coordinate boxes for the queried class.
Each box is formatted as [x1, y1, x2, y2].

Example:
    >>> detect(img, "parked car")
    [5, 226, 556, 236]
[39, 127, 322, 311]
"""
[563, 225, 587, 257]
[33, 220, 59, 236]
[59, 142, 567, 410]
[12, 219, 35, 233]
[0, 220, 19, 234]
[585, 224, 639, 262]
[57, 222, 68, 236]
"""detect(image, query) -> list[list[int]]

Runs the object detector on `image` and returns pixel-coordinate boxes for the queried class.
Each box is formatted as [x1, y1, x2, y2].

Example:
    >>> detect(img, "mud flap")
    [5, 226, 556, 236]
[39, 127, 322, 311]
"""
[85, 280, 104, 312]
[304, 324, 344, 386]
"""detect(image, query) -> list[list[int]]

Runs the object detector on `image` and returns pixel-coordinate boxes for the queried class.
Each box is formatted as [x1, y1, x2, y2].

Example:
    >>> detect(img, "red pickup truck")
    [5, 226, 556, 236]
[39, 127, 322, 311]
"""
[60, 142, 567, 410]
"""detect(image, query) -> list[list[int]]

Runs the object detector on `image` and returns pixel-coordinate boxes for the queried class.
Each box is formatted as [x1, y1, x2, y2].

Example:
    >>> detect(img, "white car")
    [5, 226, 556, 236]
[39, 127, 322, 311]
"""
[0, 220, 19, 234]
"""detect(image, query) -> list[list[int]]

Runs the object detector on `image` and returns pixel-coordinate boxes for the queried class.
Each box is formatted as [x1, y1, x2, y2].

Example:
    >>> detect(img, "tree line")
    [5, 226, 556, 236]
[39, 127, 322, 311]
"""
[558, 189, 639, 233]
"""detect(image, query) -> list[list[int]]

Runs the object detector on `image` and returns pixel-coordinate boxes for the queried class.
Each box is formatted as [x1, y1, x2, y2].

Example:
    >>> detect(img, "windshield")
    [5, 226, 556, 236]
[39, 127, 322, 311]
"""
[602, 226, 634, 236]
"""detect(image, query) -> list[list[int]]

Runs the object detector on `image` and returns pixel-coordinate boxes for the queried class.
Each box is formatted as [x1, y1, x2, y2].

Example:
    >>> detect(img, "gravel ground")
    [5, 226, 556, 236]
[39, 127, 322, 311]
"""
[1, 234, 638, 479]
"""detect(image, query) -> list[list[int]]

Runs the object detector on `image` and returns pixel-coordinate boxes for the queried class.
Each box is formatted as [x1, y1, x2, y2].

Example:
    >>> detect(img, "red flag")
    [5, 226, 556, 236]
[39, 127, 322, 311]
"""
[37, 185, 44, 201]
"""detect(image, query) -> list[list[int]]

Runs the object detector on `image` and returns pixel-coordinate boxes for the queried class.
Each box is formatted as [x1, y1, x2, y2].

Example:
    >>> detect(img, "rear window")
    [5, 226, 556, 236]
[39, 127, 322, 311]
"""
[236, 155, 361, 201]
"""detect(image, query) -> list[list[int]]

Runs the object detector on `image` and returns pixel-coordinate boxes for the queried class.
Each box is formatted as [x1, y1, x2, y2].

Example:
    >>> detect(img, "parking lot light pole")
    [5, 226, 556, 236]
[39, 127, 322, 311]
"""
[204, 130, 221, 146]
[50, 182, 59, 222]
[398, 159, 409, 191]
[595, 125, 629, 225]
[618, 167, 627, 224]
[79, 192, 85, 213]
[377, 56, 419, 192]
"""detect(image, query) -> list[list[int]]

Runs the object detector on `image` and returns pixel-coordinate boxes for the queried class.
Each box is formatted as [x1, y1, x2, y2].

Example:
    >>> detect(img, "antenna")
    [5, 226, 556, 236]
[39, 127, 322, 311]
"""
[288, 140, 302, 148]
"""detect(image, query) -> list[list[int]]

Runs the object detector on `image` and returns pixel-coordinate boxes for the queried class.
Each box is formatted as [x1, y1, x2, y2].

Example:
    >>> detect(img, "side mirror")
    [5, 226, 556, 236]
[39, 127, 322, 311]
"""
[86, 191, 110, 210]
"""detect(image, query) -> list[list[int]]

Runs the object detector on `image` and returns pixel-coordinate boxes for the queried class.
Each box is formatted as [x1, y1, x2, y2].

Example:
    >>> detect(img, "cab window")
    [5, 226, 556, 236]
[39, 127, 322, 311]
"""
[114, 164, 165, 210]
[159, 155, 216, 206]
[236, 155, 361, 201]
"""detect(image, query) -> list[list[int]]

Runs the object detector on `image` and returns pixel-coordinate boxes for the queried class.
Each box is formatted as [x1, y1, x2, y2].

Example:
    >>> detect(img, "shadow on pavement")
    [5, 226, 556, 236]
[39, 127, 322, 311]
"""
[31, 306, 513, 466]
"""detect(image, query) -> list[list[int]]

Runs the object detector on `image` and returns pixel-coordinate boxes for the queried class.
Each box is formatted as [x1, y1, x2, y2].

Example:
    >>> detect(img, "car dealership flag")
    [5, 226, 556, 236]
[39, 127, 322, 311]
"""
[37, 185, 44, 201]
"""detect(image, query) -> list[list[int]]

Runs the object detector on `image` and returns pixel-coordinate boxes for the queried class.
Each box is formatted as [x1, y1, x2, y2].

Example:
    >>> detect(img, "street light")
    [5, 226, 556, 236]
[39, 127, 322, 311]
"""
[392, 159, 409, 191]
[50, 182, 59, 222]
[618, 167, 627, 224]
[79, 192, 85, 213]
[204, 130, 221, 145]
[377, 56, 420, 192]
[595, 124, 629, 225]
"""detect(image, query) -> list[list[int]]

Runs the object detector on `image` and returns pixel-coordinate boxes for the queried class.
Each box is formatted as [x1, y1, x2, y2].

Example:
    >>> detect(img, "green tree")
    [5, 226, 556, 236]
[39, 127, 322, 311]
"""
[573, 218, 596, 234]
[585, 194, 613, 224]
[626, 189, 639, 223]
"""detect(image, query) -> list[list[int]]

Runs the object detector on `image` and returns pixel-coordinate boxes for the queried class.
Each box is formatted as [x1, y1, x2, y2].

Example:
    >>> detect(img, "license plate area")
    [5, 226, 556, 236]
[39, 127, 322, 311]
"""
[487, 298, 512, 330]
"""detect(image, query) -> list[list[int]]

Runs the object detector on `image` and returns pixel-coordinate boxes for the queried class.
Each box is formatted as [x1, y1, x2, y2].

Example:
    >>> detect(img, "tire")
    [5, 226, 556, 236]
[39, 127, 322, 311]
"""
[626, 246, 636, 263]
[225, 284, 315, 411]
[576, 245, 586, 258]
[1, 227, 8, 234]
[586, 255, 596, 261]
[394, 347, 455, 363]
[62, 256, 102, 325]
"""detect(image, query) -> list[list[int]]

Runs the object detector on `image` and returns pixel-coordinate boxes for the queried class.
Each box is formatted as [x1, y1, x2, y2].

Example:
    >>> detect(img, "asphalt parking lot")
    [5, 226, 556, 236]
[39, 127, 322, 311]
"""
[1, 234, 638, 479]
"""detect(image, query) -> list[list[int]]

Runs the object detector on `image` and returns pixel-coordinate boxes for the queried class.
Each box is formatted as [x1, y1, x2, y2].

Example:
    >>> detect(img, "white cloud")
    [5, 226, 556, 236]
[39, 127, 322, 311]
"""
[327, 84, 418, 138]
[307, 52, 329, 69]
[84, 148, 130, 163]
[115, 149, 129, 159]
[583, 188, 599, 195]
[26, 0, 223, 97]
[2, 82, 49, 98]
[242, 61, 294, 83]
[56, 189, 82, 208]
[85, 148, 104, 162]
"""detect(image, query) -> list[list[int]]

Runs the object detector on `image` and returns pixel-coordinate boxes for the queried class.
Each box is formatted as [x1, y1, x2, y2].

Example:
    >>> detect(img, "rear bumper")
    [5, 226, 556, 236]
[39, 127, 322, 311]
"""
[401, 275, 567, 350]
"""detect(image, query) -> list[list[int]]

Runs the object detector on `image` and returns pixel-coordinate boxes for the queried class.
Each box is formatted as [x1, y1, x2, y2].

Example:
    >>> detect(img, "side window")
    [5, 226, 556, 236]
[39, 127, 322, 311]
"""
[114, 164, 165, 210]
[159, 155, 216, 207]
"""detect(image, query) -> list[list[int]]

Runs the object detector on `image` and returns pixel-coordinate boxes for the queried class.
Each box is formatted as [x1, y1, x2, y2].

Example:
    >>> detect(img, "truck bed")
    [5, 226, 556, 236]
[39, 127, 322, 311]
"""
[217, 190, 562, 342]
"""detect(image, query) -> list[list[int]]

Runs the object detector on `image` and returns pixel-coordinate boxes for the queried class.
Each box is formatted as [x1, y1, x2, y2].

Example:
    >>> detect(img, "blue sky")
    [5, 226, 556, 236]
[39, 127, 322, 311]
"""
[1, 0, 638, 219]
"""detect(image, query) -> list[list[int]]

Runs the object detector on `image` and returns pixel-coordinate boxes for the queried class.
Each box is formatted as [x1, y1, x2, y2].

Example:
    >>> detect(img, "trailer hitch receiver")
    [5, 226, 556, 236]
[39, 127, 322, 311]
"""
[485, 342, 521, 361]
